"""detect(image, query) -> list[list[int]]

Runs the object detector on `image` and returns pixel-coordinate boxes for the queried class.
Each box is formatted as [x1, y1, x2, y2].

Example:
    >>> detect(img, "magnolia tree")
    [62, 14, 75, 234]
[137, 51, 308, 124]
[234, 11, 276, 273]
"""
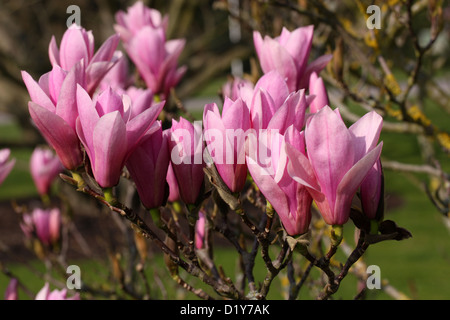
[1, 1, 449, 300]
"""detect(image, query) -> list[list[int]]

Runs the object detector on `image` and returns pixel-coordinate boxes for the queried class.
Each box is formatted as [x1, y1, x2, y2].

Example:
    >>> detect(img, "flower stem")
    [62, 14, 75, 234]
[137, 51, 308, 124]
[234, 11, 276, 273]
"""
[70, 171, 85, 190]
[103, 187, 116, 205]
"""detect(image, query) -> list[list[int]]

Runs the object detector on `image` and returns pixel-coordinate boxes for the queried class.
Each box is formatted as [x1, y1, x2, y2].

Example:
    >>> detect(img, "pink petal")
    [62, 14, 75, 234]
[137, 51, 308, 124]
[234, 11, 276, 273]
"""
[90, 34, 120, 64]
[261, 38, 298, 91]
[35, 283, 50, 300]
[55, 62, 84, 130]
[299, 54, 333, 89]
[308, 72, 329, 113]
[5, 279, 18, 300]
[129, 89, 154, 118]
[334, 143, 383, 225]
[349, 111, 383, 161]
[95, 87, 124, 117]
[92, 111, 128, 187]
[85, 61, 117, 95]
[48, 36, 60, 67]
[360, 159, 382, 219]
[283, 25, 314, 75]
[254, 71, 290, 109]
[126, 101, 164, 153]
[305, 106, 354, 205]
[253, 31, 265, 65]
[221, 98, 250, 131]
[0, 156, 15, 186]
[285, 142, 320, 191]
[47, 65, 67, 105]
[29, 102, 82, 170]
[59, 26, 90, 71]
[250, 88, 275, 131]
[76, 84, 99, 155]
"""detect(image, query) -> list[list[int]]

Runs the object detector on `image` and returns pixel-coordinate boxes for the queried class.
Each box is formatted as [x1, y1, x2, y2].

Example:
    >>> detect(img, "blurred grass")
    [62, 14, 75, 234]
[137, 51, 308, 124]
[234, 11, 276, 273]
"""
[0, 147, 37, 201]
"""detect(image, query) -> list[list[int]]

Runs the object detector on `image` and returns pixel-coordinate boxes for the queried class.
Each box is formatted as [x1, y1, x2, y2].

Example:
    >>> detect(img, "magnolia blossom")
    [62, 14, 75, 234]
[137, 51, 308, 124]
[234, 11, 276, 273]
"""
[126, 123, 170, 209]
[76, 85, 164, 188]
[23, 63, 84, 170]
[239, 71, 309, 134]
[253, 25, 332, 91]
[222, 76, 254, 101]
[30, 147, 64, 196]
[0, 148, 15, 186]
[35, 283, 80, 300]
[169, 117, 205, 205]
[247, 126, 312, 236]
[349, 112, 385, 220]
[203, 98, 250, 193]
[49, 24, 120, 94]
[114, 1, 169, 42]
[286, 106, 383, 226]
[124, 26, 186, 98]
[115, 2, 185, 98]
[20, 208, 61, 246]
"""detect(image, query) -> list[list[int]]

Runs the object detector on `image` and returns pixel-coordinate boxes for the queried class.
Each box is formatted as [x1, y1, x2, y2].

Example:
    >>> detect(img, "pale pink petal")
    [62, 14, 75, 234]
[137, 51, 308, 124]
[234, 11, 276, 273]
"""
[22, 71, 55, 112]
[334, 143, 383, 224]
[305, 106, 354, 207]
[29, 102, 82, 170]
[92, 111, 128, 187]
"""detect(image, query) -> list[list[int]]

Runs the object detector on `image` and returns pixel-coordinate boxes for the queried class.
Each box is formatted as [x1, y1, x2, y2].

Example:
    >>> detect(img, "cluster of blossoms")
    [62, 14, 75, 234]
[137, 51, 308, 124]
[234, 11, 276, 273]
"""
[16, 2, 387, 300]
[2, 145, 72, 300]
[20, 1, 384, 242]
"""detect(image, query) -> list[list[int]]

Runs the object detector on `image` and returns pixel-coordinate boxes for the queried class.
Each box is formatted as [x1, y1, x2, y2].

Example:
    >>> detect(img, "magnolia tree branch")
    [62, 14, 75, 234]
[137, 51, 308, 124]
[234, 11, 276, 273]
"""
[60, 173, 244, 299]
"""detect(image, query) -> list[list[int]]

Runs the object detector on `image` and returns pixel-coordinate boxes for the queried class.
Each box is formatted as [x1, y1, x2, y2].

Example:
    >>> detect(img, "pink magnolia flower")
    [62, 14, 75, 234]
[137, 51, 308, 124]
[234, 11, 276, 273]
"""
[114, 1, 169, 43]
[49, 24, 120, 95]
[253, 25, 332, 92]
[308, 71, 329, 113]
[203, 98, 250, 193]
[35, 283, 80, 300]
[22, 63, 84, 170]
[195, 210, 207, 250]
[30, 147, 64, 196]
[76, 85, 164, 188]
[348, 111, 384, 220]
[222, 76, 254, 101]
[168, 117, 205, 205]
[239, 71, 308, 134]
[126, 122, 170, 209]
[247, 126, 312, 236]
[286, 106, 383, 226]
[115, 2, 185, 99]
[21, 208, 61, 246]
[166, 163, 181, 203]
[122, 26, 186, 98]
[4, 278, 18, 300]
[0, 149, 15, 186]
